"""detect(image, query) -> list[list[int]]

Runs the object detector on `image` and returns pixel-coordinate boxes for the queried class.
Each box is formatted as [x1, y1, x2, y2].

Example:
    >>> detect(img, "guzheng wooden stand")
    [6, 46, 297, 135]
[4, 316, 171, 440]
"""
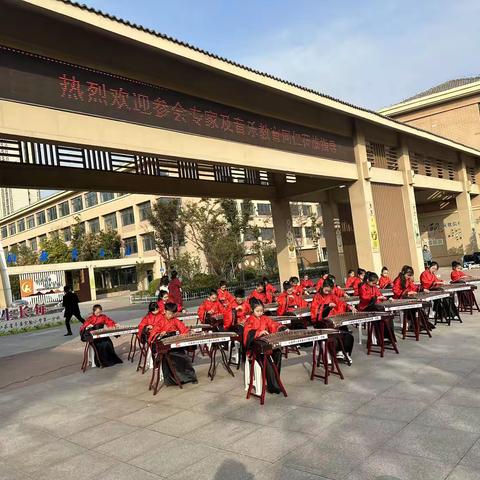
[207, 343, 235, 380]
[401, 309, 432, 341]
[310, 334, 344, 384]
[366, 318, 399, 357]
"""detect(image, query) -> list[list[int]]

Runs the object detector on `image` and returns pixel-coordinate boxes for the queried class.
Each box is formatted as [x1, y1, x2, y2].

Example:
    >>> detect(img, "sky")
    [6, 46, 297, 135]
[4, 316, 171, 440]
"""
[76, 0, 480, 110]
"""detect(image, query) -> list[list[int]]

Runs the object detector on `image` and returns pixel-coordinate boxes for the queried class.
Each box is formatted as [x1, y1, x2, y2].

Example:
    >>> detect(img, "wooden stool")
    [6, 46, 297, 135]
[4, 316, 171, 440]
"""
[402, 309, 432, 341]
[367, 318, 399, 357]
[310, 337, 344, 384]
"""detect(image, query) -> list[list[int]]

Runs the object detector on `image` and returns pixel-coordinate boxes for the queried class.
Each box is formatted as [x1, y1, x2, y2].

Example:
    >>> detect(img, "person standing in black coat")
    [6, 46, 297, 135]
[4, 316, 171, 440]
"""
[62, 285, 84, 336]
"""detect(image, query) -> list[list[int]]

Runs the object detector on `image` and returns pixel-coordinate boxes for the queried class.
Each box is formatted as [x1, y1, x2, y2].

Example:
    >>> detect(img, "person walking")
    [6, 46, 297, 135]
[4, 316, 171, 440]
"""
[422, 245, 432, 268]
[168, 270, 183, 311]
[62, 285, 84, 336]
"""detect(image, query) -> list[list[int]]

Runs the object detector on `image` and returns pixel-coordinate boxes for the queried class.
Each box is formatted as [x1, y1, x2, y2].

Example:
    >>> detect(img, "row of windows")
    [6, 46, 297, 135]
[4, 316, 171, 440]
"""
[0, 195, 152, 239]
[254, 203, 316, 217]
[244, 226, 316, 242]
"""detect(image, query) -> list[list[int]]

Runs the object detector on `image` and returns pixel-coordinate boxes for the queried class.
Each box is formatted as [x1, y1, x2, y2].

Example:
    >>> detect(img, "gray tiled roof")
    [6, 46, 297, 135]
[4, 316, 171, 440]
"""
[403, 77, 480, 102]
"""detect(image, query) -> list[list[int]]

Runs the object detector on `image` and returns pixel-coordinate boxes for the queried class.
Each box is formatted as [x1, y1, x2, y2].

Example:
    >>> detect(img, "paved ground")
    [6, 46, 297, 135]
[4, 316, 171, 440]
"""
[1, 301, 480, 479]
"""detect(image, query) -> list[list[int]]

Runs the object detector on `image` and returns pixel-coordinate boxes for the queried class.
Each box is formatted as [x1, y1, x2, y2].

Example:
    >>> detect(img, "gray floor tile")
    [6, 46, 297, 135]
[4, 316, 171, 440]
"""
[0, 423, 58, 458]
[0, 460, 34, 480]
[461, 437, 480, 469]
[437, 386, 480, 408]
[225, 402, 296, 425]
[118, 404, 184, 427]
[356, 395, 428, 422]
[99, 462, 165, 480]
[255, 464, 331, 480]
[415, 404, 480, 433]
[169, 451, 269, 480]
[190, 393, 248, 416]
[271, 406, 347, 434]
[93, 396, 149, 419]
[34, 450, 117, 480]
[385, 423, 480, 463]
[147, 410, 217, 436]
[379, 380, 452, 402]
[95, 428, 176, 461]
[66, 420, 137, 448]
[283, 440, 373, 479]
[345, 449, 454, 480]
[129, 438, 216, 476]
[446, 465, 480, 480]
[308, 390, 375, 413]
[226, 426, 311, 462]
[187, 417, 258, 448]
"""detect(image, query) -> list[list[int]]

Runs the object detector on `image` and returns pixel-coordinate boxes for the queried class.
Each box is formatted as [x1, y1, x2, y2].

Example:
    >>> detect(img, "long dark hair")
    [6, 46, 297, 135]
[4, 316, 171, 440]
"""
[399, 265, 414, 289]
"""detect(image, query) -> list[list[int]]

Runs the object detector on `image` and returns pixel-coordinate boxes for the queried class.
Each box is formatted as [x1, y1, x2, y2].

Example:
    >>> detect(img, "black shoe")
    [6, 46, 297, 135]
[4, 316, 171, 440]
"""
[64, 333, 73, 336]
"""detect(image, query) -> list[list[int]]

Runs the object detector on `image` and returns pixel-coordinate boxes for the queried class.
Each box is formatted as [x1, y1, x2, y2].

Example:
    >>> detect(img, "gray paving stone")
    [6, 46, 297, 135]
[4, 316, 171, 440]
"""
[283, 439, 373, 479]
[427, 358, 478, 375]
[169, 451, 269, 480]
[92, 396, 149, 419]
[446, 465, 480, 480]
[3, 439, 85, 474]
[458, 372, 480, 388]
[0, 460, 34, 480]
[254, 464, 331, 480]
[190, 393, 248, 416]
[99, 462, 165, 480]
[226, 426, 311, 462]
[307, 389, 375, 413]
[461, 437, 480, 469]
[34, 450, 117, 480]
[129, 438, 216, 476]
[66, 420, 137, 448]
[355, 395, 429, 422]
[379, 380, 452, 402]
[43, 412, 111, 437]
[161, 389, 221, 409]
[345, 449, 454, 480]
[187, 417, 258, 448]
[271, 406, 347, 434]
[0, 423, 57, 458]
[225, 402, 296, 425]
[415, 403, 480, 433]
[117, 404, 184, 427]
[385, 423, 480, 464]
[147, 410, 217, 436]
[437, 386, 480, 408]
[95, 428, 176, 461]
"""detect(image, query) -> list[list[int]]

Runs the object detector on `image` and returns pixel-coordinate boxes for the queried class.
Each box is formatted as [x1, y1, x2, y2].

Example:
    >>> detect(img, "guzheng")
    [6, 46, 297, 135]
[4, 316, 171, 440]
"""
[190, 324, 213, 333]
[156, 331, 235, 349]
[345, 296, 360, 306]
[328, 311, 389, 327]
[263, 302, 279, 313]
[344, 288, 355, 296]
[88, 325, 138, 339]
[452, 277, 480, 285]
[381, 289, 394, 297]
[269, 316, 298, 325]
[289, 307, 311, 318]
[417, 291, 451, 302]
[443, 283, 477, 292]
[176, 312, 199, 323]
[255, 329, 328, 349]
[378, 299, 429, 312]
[303, 294, 314, 304]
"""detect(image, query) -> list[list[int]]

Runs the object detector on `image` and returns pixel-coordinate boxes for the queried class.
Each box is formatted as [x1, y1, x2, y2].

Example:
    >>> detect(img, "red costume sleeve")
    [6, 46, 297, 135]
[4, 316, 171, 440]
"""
[137, 313, 152, 339]
[276, 294, 288, 316]
[451, 270, 466, 282]
[353, 278, 362, 296]
[173, 319, 189, 335]
[102, 315, 117, 328]
[243, 315, 257, 346]
[197, 301, 208, 323]
[265, 316, 280, 334]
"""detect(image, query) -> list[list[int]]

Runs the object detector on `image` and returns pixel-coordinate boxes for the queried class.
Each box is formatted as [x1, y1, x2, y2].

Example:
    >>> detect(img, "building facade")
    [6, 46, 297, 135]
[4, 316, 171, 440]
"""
[380, 78, 480, 264]
[0, 187, 41, 219]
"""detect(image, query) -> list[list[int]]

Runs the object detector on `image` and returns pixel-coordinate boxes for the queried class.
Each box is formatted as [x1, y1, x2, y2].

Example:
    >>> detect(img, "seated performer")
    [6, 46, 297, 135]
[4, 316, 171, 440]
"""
[80, 304, 123, 367]
[300, 274, 314, 290]
[420, 261, 444, 291]
[148, 303, 197, 386]
[450, 260, 478, 312]
[248, 282, 270, 306]
[352, 268, 366, 296]
[327, 274, 346, 297]
[392, 265, 418, 298]
[262, 277, 277, 302]
[276, 281, 308, 316]
[378, 267, 393, 289]
[344, 269, 356, 289]
[223, 288, 252, 334]
[315, 272, 330, 291]
[157, 289, 172, 313]
[243, 300, 284, 394]
[451, 261, 471, 282]
[310, 278, 355, 360]
[197, 290, 224, 323]
[137, 301, 162, 343]
[217, 280, 235, 307]
[289, 276, 304, 297]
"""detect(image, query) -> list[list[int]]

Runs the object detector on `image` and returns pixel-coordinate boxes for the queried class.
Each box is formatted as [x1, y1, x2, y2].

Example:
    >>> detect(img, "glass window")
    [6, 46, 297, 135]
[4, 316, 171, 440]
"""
[58, 201, 70, 217]
[305, 226, 314, 239]
[244, 230, 258, 241]
[89, 218, 100, 233]
[38, 234, 47, 246]
[36, 211, 46, 225]
[71, 196, 83, 213]
[260, 227, 274, 241]
[241, 202, 254, 215]
[138, 201, 152, 221]
[8, 223, 16, 236]
[104, 213, 118, 230]
[63, 227, 72, 242]
[78, 222, 86, 235]
[1, 226, 7, 239]
[290, 204, 300, 216]
[30, 238, 38, 251]
[84, 192, 98, 208]
[47, 206, 57, 222]
[294, 227, 303, 238]
[116, 192, 126, 197]
[142, 233, 155, 251]
[302, 204, 313, 216]
[124, 236, 138, 254]
[322, 247, 328, 261]
[17, 218, 25, 232]
[120, 207, 135, 226]
[257, 203, 272, 216]
[100, 192, 115, 202]
[27, 215, 35, 229]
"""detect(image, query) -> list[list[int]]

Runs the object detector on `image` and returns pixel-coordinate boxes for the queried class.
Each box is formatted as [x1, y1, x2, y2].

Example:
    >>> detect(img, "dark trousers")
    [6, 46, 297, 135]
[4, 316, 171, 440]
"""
[65, 313, 84, 334]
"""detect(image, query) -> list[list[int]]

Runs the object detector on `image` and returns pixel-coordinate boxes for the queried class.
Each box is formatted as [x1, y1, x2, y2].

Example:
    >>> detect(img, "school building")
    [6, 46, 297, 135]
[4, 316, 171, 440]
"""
[0, 189, 325, 302]
[380, 78, 480, 265]
[1, 0, 480, 307]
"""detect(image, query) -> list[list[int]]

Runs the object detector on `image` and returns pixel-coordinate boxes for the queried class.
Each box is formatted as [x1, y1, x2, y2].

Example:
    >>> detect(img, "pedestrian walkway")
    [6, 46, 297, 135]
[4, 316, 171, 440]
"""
[0, 311, 479, 479]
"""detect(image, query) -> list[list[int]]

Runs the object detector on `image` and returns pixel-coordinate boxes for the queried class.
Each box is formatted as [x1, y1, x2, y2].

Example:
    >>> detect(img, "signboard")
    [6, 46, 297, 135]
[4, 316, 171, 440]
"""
[0, 305, 63, 333]
[368, 202, 380, 252]
[19, 271, 64, 298]
[20, 279, 34, 298]
[0, 45, 355, 162]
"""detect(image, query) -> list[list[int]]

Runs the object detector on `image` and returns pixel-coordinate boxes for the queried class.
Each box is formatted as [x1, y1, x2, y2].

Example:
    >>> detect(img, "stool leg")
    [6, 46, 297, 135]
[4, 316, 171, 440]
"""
[329, 340, 344, 380]
[246, 354, 256, 400]
[260, 355, 267, 405]
[310, 341, 317, 381]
